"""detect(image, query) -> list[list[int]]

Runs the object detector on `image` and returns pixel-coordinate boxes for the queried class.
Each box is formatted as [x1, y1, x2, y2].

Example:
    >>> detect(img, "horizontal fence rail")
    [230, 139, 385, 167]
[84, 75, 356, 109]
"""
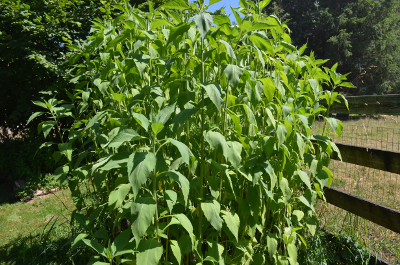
[330, 142, 400, 174]
[323, 186, 400, 234]
[323, 94, 400, 115]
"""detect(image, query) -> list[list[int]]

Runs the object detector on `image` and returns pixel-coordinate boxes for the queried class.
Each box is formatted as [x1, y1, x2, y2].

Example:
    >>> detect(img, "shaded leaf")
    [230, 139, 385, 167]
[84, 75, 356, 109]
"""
[128, 152, 157, 199]
[201, 200, 223, 232]
[131, 197, 157, 247]
[137, 239, 163, 265]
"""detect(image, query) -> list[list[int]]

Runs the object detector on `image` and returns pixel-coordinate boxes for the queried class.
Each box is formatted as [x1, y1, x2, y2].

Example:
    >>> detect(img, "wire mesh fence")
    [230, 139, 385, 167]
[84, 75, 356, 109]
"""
[312, 118, 400, 264]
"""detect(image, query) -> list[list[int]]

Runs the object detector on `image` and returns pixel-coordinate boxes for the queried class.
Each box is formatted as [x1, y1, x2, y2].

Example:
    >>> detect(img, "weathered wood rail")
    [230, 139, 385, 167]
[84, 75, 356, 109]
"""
[331, 143, 400, 175]
[318, 94, 400, 265]
[323, 94, 400, 115]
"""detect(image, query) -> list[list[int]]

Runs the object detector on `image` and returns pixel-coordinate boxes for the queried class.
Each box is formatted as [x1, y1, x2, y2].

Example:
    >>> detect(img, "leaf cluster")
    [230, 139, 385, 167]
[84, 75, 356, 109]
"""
[30, 0, 351, 264]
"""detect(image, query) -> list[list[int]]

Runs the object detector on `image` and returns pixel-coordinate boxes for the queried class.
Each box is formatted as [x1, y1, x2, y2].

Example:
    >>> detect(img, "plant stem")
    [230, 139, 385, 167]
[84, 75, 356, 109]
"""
[199, 36, 205, 242]
[153, 136, 160, 241]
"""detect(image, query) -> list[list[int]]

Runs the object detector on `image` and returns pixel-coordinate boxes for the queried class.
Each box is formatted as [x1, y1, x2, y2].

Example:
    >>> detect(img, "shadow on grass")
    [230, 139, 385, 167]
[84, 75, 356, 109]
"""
[0, 232, 91, 265]
[0, 213, 90, 265]
[0, 183, 18, 206]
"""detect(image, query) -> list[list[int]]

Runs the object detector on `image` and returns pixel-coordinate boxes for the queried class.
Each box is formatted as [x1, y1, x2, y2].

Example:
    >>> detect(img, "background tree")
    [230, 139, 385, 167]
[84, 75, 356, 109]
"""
[254, 0, 400, 95]
[0, 0, 166, 137]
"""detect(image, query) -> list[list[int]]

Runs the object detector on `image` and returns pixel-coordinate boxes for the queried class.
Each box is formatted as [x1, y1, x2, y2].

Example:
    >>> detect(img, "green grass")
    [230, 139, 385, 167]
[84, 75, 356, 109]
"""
[313, 116, 400, 264]
[0, 188, 76, 264]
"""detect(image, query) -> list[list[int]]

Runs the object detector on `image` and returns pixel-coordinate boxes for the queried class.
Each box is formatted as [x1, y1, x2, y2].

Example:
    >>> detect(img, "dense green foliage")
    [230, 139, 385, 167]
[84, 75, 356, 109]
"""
[298, 230, 371, 264]
[30, 0, 352, 264]
[0, 135, 55, 185]
[261, 0, 400, 95]
[0, 0, 166, 136]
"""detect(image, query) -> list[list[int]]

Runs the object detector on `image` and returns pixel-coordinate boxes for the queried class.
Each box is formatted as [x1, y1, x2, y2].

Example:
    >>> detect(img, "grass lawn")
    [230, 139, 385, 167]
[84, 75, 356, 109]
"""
[0, 187, 76, 264]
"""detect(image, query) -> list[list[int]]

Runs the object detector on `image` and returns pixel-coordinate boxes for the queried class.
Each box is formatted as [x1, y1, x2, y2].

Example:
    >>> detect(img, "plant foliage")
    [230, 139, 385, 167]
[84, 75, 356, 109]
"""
[30, 0, 351, 263]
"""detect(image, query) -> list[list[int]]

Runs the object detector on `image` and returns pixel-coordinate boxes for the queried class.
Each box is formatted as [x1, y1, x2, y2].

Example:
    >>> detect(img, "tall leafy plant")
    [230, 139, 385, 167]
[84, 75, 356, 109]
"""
[30, 0, 350, 264]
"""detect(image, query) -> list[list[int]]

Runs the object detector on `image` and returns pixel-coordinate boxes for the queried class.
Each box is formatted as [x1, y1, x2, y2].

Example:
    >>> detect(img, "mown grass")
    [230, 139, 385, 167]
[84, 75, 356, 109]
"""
[0, 188, 76, 264]
[313, 115, 400, 264]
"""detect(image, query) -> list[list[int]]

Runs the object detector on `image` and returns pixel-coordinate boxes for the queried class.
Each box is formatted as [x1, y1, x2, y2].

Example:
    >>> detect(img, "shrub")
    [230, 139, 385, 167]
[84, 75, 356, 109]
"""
[0, 134, 55, 184]
[30, 0, 353, 263]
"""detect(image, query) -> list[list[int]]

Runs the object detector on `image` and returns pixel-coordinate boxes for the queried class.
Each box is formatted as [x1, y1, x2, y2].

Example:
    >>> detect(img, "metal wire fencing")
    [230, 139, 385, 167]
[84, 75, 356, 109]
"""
[313, 118, 400, 264]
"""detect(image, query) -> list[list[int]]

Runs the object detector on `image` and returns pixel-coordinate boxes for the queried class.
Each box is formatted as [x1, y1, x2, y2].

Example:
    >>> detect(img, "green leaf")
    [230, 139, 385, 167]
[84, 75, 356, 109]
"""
[260, 77, 275, 101]
[298, 195, 314, 212]
[156, 103, 176, 125]
[209, 0, 222, 6]
[54, 165, 69, 186]
[276, 124, 287, 148]
[219, 40, 236, 60]
[178, 235, 192, 254]
[296, 170, 311, 190]
[71, 233, 88, 250]
[131, 12, 147, 29]
[267, 233, 278, 256]
[309, 79, 320, 100]
[221, 210, 240, 242]
[165, 171, 190, 205]
[151, 123, 164, 135]
[250, 33, 274, 55]
[27, 112, 45, 125]
[131, 113, 149, 132]
[137, 239, 163, 265]
[295, 133, 305, 159]
[226, 108, 242, 135]
[168, 138, 193, 165]
[201, 200, 223, 232]
[253, 253, 266, 265]
[58, 143, 72, 161]
[222, 64, 244, 88]
[287, 244, 298, 265]
[82, 239, 107, 257]
[226, 141, 242, 169]
[206, 241, 225, 264]
[108, 184, 131, 211]
[111, 228, 132, 256]
[174, 214, 194, 237]
[160, 0, 190, 10]
[151, 20, 171, 30]
[133, 54, 150, 77]
[230, 6, 242, 25]
[280, 177, 292, 200]
[265, 108, 276, 128]
[131, 197, 157, 247]
[205, 131, 229, 158]
[105, 129, 141, 148]
[165, 190, 177, 213]
[168, 23, 191, 44]
[33, 101, 49, 110]
[100, 153, 130, 172]
[85, 111, 107, 131]
[170, 240, 182, 265]
[93, 228, 108, 240]
[201, 83, 224, 112]
[41, 121, 56, 138]
[171, 107, 198, 133]
[194, 13, 214, 40]
[321, 166, 333, 188]
[128, 152, 157, 199]
[305, 216, 318, 236]
[245, 81, 261, 107]
[324, 117, 343, 137]
[106, 35, 126, 50]
[292, 210, 304, 223]
[260, 0, 272, 10]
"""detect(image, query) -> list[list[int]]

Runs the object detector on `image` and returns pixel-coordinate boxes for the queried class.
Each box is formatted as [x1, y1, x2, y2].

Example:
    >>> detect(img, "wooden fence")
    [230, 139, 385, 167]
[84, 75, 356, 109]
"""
[320, 94, 400, 265]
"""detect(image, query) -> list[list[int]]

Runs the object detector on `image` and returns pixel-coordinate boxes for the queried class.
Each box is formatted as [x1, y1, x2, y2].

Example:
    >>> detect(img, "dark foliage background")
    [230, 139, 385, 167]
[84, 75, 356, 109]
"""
[257, 0, 400, 95]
